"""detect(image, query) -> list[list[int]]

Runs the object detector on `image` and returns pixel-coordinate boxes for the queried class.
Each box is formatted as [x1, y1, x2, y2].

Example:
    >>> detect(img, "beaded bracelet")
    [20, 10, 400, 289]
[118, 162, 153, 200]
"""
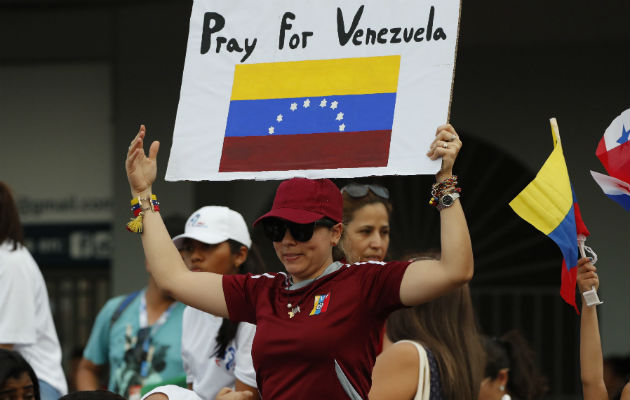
[429, 176, 461, 208]
[126, 194, 160, 233]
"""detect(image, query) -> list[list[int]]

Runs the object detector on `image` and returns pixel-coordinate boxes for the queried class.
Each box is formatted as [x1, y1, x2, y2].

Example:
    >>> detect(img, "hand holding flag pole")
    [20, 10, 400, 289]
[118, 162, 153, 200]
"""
[578, 235, 603, 306]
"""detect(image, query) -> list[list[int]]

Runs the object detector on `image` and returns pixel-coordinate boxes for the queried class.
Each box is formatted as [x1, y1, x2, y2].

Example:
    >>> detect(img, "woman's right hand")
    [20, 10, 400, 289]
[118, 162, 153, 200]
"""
[126, 124, 160, 197]
[576, 257, 599, 295]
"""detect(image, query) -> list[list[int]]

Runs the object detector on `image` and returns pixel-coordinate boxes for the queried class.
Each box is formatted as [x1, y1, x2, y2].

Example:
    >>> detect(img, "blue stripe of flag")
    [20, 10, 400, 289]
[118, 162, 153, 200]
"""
[547, 204, 578, 272]
[605, 193, 630, 211]
[225, 93, 396, 137]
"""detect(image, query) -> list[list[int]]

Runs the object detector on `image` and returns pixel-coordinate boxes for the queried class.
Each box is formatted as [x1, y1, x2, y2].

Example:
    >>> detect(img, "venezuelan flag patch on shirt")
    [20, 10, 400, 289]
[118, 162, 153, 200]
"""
[309, 293, 331, 316]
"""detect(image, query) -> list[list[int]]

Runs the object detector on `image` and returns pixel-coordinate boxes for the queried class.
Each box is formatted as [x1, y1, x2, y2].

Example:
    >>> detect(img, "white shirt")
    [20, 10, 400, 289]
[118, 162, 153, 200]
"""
[0, 240, 68, 395]
[181, 306, 257, 399]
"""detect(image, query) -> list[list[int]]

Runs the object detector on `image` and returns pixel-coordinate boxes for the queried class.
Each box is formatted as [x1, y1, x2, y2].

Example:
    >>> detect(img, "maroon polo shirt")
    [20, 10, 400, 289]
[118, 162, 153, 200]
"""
[222, 260, 411, 399]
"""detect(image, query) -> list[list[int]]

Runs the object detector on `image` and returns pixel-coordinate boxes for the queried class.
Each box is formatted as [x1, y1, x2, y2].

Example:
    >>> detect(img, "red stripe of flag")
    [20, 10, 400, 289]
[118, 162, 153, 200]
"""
[320, 293, 330, 313]
[560, 259, 578, 314]
[596, 139, 630, 183]
[219, 130, 391, 172]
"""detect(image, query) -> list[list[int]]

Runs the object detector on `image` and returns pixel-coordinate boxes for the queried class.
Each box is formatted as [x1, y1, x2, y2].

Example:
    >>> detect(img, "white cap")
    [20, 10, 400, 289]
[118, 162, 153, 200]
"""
[172, 206, 252, 249]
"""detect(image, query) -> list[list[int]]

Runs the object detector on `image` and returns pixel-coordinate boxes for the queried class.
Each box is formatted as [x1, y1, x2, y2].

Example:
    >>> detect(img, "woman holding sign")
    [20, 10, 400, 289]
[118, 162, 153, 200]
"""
[125, 123, 471, 399]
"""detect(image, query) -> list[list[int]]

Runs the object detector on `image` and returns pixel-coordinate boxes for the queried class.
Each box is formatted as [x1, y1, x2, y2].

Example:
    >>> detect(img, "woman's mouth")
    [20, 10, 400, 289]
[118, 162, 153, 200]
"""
[283, 253, 301, 262]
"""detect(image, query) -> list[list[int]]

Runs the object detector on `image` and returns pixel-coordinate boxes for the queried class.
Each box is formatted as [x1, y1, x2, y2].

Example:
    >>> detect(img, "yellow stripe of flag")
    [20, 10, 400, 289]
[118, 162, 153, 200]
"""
[230, 56, 401, 100]
[309, 295, 322, 315]
[509, 119, 574, 235]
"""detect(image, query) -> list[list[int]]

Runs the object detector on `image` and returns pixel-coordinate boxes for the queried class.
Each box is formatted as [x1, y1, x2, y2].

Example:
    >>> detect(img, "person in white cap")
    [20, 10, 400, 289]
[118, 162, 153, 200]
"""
[144, 206, 263, 400]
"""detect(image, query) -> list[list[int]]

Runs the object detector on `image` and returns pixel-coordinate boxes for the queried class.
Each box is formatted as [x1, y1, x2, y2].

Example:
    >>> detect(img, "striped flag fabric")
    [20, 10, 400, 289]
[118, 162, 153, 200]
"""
[510, 119, 588, 312]
[219, 56, 401, 172]
[595, 109, 630, 183]
[591, 109, 630, 212]
[590, 170, 630, 211]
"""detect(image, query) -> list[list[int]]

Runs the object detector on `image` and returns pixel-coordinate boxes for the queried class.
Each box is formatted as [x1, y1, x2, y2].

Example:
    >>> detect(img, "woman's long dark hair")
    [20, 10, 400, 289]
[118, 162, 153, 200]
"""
[0, 348, 40, 400]
[482, 331, 548, 400]
[0, 182, 24, 250]
[213, 239, 265, 359]
[386, 283, 485, 400]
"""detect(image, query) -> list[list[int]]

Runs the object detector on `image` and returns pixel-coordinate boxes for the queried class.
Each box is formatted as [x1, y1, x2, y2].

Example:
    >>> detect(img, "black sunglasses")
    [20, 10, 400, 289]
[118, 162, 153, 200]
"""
[262, 218, 336, 242]
[340, 183, 390, 199]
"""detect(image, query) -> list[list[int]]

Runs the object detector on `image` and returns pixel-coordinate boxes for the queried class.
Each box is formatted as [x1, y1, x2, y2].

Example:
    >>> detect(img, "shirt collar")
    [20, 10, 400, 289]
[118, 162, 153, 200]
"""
[288, 261, 343, 291]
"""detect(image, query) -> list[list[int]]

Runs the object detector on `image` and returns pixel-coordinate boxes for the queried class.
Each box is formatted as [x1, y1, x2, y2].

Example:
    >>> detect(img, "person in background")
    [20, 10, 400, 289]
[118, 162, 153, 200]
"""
[143, 206, 262, 400]
[335, 183, 392, 264]
[76, 217, 187, 399]
[370, 254, 485, 400]
[0, 182, 67, 399]
[578, 258, 630, 400]
[0, 348, 40, 400]
[59, 391, 126, 400]
[478, 330, 548, 400]
[604, 356, 630, 400]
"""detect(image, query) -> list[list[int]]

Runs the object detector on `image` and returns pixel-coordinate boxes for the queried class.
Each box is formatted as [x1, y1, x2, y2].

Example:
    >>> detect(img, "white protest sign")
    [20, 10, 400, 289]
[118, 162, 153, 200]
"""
[166, 0, 461, 181]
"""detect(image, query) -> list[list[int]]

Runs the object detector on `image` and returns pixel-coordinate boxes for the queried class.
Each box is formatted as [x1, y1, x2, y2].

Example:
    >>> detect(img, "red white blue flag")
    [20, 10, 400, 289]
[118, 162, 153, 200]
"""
[591, 109, 630, 211]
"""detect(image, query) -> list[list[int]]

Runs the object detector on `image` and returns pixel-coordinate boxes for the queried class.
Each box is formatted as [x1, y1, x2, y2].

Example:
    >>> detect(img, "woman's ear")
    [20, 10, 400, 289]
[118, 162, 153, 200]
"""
[497, 368, 509, 391]
[331, 223, 343, 246]
[233, 246, 248, 269]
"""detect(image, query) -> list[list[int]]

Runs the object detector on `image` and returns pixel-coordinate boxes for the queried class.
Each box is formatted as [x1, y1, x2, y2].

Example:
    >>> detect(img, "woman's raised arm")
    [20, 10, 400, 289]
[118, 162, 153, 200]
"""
[126, 125, 229, 318]
[577, 259, 608, 400]
[399, 124, 474, 306]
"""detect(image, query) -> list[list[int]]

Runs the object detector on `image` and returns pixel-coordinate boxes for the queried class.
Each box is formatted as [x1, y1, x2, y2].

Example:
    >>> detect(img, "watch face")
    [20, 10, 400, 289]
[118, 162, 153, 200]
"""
[441, 194, 454, 207]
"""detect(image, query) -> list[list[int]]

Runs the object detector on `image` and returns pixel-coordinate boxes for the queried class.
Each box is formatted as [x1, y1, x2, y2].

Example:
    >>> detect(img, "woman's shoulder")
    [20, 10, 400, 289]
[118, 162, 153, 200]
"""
[370, 340, 420, 399]
[224, 271, 289, 290]
[380, 340, 421, 369]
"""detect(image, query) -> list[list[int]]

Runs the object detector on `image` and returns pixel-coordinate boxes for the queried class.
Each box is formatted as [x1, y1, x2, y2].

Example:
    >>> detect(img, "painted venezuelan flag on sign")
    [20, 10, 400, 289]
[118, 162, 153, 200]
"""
[219, 56, 401, 172]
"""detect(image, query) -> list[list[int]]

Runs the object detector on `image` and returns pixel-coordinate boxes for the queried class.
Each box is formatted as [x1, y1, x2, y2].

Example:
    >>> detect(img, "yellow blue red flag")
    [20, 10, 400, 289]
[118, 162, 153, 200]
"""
[219, 56, 400, 172]
[510, 119, 589, 312]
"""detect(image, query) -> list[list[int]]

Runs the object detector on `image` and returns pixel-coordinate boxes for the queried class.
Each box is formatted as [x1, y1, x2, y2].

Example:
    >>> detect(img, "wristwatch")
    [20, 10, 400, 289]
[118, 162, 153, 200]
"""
[437, 192, 460, 211]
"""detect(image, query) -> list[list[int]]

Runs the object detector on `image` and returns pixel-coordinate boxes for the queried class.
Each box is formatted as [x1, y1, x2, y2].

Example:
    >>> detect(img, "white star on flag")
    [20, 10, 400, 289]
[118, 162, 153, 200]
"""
[303, 99, 310, 108]
[336, 112, 344, 121]
[290, 103, 298, 111]
[276, 114, 283, 122]
[330, 101, 338, 110]
[339, 123, 346, 132]
[319, 99, 327, 107]
[268, 126, 275, 134]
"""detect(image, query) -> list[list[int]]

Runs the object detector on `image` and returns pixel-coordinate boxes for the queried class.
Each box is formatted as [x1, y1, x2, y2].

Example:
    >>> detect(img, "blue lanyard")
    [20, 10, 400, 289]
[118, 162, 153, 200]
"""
[138, 292, 176, 378]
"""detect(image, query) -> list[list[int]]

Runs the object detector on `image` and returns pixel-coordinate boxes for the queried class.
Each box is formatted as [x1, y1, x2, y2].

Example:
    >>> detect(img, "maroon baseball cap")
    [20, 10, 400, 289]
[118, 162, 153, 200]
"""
[254, 178, 343, 225]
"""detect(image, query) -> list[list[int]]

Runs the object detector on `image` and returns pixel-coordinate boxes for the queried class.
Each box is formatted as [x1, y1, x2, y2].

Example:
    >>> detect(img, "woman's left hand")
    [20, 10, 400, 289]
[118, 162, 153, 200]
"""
[426, 124, 462, 182]
[576, 257, 599, 295]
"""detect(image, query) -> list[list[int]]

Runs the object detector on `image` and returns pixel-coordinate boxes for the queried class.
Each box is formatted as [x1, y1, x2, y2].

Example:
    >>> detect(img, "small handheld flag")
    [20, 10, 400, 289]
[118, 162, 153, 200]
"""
[509, 118, 592, 313]
[595, 109, 630, 183]
[591, 109, 630, 212]
[590, 171, 630, 211]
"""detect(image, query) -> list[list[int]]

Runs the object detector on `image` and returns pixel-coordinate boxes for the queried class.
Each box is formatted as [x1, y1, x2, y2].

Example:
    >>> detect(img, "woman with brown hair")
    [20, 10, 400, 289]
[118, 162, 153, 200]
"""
[335, 183, 392, 264]
[369, 257, 485, 400]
